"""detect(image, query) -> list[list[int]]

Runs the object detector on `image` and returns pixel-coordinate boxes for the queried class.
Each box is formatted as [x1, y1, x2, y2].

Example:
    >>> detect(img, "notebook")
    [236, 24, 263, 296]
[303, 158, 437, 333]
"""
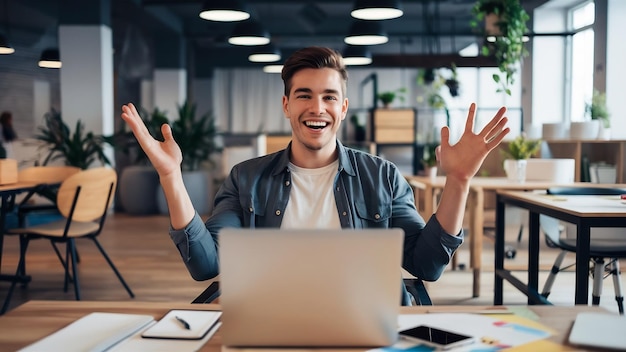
[18, 312, 154, 352]
[569, 312, 626, 350]
[218, 228, 404, 348]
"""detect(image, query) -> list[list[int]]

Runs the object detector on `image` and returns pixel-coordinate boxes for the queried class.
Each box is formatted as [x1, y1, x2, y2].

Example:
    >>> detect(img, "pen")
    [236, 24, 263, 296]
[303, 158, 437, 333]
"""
[175, 315, 191, 330]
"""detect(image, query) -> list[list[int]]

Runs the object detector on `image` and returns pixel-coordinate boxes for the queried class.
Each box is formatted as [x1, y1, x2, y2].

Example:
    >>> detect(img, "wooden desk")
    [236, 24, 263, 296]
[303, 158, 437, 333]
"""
[405, 176, 624, 298]
[494, 191, 626, 306]
[0, 300, 612, 351]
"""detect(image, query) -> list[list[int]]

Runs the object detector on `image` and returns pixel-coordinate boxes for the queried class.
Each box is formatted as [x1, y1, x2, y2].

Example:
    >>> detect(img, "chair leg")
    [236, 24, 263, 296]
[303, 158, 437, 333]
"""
[541, 250, 568, 298]
[1, 236, 30, 315]
[591, 257, 604, 306]
[91, 238, 134, 298]
[68, 239, 81, 300]
[609, 259, 624, 315]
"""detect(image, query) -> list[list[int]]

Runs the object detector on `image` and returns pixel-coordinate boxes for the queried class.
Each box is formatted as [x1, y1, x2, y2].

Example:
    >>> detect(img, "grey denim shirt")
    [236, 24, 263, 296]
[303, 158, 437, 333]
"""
[170, 140, 463, 305]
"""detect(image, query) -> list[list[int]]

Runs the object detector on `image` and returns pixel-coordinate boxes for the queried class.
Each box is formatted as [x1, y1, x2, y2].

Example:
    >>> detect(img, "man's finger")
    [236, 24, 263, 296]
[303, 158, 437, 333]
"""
[464, 103, 477, 133]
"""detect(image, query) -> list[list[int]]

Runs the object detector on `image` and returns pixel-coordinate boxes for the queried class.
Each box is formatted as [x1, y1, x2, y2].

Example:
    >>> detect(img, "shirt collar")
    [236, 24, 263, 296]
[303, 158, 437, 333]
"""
[270, 139, 356, 177]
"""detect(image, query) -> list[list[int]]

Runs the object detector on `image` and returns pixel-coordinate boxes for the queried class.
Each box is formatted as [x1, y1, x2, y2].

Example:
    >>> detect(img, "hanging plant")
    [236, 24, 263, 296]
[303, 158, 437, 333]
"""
[470, 0, 530, 95]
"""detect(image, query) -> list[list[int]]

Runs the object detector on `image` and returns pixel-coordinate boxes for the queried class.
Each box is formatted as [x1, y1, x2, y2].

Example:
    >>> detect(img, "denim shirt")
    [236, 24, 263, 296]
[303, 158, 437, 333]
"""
[170, 141, 463, 305]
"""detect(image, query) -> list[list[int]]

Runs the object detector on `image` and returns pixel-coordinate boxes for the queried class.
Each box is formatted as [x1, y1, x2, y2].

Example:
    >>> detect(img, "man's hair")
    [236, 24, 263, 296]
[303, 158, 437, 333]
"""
[281, 47, 348, 97]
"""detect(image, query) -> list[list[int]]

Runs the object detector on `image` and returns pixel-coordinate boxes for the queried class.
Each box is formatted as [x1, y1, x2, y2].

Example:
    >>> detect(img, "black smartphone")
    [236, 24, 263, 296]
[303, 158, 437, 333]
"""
[399, 325, 475, 350]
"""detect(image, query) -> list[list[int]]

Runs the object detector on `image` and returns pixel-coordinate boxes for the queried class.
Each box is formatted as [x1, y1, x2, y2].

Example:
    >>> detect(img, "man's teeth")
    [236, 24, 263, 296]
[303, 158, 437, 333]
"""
[305, 121, 328, 128]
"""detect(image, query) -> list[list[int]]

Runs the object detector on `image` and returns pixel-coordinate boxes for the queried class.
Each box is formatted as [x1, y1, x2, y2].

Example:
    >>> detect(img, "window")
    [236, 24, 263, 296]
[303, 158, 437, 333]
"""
[568, 2, 595, 122]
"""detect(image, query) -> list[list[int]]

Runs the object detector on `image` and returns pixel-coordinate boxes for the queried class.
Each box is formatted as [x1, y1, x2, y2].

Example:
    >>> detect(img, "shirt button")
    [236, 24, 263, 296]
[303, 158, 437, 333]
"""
[342, 211, 347, 216]
[285, 180, 290, 186]
[374, 213, 381, 220]
[249, 207, 253, 213]
[275, 210, 281, 216]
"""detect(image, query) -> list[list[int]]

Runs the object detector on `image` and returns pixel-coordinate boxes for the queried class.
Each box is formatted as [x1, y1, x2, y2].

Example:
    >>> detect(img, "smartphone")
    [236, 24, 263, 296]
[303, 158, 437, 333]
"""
[399, 325, 475, 350]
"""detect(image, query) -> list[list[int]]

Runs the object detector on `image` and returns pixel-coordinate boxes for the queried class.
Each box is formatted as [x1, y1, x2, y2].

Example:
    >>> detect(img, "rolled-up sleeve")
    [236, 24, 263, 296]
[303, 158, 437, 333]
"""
[169, 212, 220, 281]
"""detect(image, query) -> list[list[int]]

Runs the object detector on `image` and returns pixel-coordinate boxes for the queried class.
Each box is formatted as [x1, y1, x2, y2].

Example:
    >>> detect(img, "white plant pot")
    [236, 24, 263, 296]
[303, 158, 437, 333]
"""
[569, 120, 599, 140]
[597, 125, 611, 140]
[542, 122, 568, 140]
[503, 159, 528, 183]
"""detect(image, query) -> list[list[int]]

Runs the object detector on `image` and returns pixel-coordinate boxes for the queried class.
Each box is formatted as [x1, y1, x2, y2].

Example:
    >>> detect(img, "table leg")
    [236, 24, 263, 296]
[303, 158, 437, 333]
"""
[469, 187, 484, 298]
[528, 211, 540, 305]
[494, 195, 506, 305]
[575, 223, 591, 305]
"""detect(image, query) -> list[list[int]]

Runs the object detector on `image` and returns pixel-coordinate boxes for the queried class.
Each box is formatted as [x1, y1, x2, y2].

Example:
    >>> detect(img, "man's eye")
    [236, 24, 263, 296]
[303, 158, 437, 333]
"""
[324, 96, 338, 101]
[296, 95, 311, 99]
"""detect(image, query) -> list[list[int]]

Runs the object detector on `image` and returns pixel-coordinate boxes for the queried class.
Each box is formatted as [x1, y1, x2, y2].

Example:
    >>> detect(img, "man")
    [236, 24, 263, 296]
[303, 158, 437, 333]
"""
[121, 47, 509, 305]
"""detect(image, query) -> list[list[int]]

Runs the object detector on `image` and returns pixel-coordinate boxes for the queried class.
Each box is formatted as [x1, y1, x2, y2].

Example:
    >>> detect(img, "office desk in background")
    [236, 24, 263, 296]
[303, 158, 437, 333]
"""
[0, 182, 47, 282]
[494, 190, 626, 306]
[0, 300, 613, 351]
[405, 176, 625, 299]
[406, 176, 579, 298]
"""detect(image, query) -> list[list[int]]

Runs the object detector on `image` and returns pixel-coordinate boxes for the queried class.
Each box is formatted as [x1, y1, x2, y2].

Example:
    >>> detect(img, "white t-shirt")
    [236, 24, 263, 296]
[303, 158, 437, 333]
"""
[281, 160, 341, 229]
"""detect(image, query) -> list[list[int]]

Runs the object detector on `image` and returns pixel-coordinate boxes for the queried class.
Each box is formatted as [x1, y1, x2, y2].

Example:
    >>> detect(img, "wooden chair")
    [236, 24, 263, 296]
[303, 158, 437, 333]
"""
[6, 166, 81, 277]
[3, 167, 134, 309]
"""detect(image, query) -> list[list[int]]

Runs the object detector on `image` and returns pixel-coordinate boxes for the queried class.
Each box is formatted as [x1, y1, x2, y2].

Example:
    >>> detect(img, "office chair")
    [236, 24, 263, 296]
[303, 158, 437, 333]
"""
[539, 187, 626, 314]
[2, 167, 134, 312]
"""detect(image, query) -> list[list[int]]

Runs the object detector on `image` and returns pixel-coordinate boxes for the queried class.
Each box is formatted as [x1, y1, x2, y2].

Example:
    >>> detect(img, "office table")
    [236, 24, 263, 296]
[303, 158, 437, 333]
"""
[494, 190, 626, 306]
[405, 176, 588, 298]
[0, 181, 60, 314]
[0, 300, 613, 351]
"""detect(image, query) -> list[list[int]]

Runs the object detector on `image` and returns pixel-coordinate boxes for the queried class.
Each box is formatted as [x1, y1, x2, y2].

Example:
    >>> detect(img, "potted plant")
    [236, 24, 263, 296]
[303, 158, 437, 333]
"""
[502, 134, 541, 182]
[35, 108, 113, 169]
[471, 0, 530, 95]
[155, 101, 222, 215]
[444, 64, 460, 97]
[586, 89, 611, 139]
[377, 87, 406, 108]
[421, 143, 439, 178]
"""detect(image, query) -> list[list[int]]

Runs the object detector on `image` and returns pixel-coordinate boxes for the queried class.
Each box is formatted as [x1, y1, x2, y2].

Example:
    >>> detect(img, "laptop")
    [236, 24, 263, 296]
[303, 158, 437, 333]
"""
[218, 228, 405, 347]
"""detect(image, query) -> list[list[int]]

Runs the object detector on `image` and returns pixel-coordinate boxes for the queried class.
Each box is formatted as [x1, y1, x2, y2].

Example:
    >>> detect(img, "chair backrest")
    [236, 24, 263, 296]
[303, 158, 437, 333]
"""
[18, 166, 81, 184]
[57, 167, 117, 222]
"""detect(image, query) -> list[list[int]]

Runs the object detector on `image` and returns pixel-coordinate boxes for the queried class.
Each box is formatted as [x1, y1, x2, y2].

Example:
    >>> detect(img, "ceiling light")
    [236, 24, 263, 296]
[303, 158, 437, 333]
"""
[228, 20, 271, 46]
[351, 0, 403, 20]
[342, 45, 372, 66]
[248, 45, 281, 63]
[263, 64, 283, 74]
[199, 0, 250, 22]
[0, 33, 14, 54]
[38, 48, 62, 69]
[344, 20, 388, 45]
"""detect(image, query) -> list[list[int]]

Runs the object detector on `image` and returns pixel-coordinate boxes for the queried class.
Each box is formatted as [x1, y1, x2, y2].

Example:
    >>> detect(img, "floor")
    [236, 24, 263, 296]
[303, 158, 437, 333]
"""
[0, 213, 624, 315]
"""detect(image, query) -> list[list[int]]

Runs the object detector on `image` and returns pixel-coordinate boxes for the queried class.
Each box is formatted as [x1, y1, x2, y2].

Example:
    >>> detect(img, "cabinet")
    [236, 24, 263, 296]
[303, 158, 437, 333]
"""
[478, 139, 626, 183]
[370, 108, 420, 175]
[540, 140, 626, 183]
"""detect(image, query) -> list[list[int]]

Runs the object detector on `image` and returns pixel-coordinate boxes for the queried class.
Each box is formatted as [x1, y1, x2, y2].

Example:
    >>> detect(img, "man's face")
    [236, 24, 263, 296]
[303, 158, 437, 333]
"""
[282, 67, 348, 152]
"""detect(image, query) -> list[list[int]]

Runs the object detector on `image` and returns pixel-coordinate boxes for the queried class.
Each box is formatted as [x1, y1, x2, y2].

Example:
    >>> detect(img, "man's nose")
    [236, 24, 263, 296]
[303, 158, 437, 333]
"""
[308, 97, 324, 115]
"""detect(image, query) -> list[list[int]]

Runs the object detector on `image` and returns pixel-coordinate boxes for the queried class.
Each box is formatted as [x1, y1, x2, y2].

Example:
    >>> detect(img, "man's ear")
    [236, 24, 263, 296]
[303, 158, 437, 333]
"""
[282, 95, 289, 118]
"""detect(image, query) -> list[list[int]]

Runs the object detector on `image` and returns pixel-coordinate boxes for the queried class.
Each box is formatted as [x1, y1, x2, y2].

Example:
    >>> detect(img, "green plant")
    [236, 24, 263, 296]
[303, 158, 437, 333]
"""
[503, 134, 541, 160]
[170, 101, 221, 171]
[421, 143, 438, 168]
[585, 89, 610, 128]
[377, 87, 406, 106]
[36, 108, 113, 169]
[471, 0, 529, 95]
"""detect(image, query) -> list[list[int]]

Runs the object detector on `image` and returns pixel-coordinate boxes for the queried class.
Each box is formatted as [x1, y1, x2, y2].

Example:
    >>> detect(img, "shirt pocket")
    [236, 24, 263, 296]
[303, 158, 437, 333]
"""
[355, 201, 392, 228]
[239, 193, 267, 225]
